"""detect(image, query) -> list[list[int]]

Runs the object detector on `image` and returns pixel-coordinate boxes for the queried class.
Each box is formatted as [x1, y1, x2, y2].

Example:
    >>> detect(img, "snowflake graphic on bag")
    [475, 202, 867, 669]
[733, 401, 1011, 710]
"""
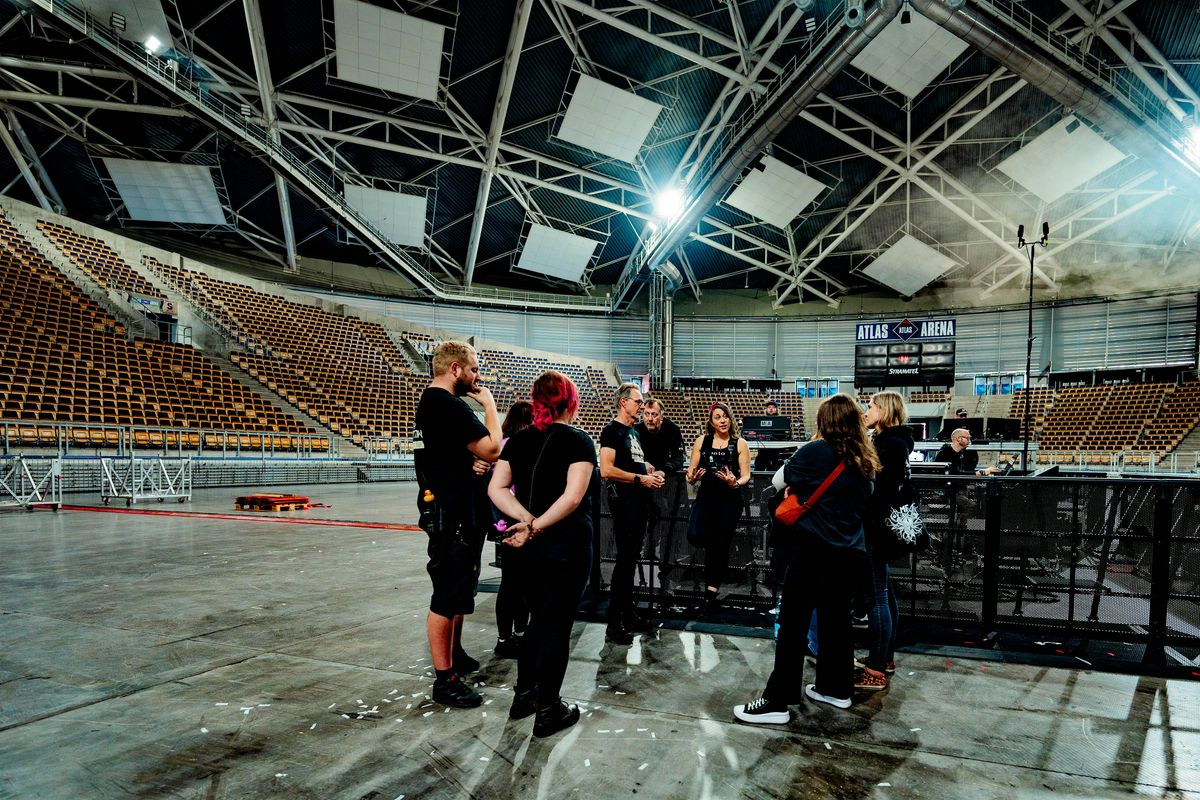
[885, 502, 926, 546]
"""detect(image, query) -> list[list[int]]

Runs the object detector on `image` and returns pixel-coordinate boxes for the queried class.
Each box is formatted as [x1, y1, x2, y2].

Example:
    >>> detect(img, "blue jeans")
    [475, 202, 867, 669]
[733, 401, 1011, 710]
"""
[865, 550, 898, 670]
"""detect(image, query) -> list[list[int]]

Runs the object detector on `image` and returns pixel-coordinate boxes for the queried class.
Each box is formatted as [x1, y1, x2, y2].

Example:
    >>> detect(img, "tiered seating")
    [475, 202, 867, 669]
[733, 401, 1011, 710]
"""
[641, 390, 806, 443]
[37, 220, 163, 301]
[911, 391, 949, 403]
[0, 213, 317, 448]
[1085, 383, 1170, 452]
[1011, 387, 1054, 441]
[1037, 386, 1112, 462]
[478, 349, 610, 440]
[1131, 382, 1200, 460]
[147, 261, 420, 444]
[403, 330, 435, 355]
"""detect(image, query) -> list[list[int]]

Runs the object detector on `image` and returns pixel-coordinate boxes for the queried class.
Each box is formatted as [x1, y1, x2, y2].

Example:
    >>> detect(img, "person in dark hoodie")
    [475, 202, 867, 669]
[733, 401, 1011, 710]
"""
[856, 390, 913, 692]
[734, 394, 879, 724]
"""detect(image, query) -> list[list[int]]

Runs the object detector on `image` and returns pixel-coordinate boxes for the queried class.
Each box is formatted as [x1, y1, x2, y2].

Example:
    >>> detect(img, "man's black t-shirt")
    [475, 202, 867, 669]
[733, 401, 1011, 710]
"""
[600, 420, 649, 503]
[414, 386, 490, 530]
[933, 444, 978, 475]
[500, 424, 597, 561]
[634, 418, 684, 474]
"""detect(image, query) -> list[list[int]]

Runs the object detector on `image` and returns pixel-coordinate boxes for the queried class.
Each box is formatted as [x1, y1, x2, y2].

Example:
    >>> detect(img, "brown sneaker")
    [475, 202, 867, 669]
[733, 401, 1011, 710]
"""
[854, 667, 888, 692]
[885, 660, 896, 675]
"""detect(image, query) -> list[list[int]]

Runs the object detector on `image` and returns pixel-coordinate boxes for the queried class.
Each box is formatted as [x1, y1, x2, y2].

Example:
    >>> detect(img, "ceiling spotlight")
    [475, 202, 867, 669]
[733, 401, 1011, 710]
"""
[653, 187, 685, 222]
[144, 35, 162, 54]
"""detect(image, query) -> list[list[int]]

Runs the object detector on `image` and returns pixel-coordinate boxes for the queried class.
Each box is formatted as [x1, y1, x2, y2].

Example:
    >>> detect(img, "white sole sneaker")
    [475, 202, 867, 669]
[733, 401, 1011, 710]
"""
[733, 703, 790, 725]
[805, 684, 851, 709]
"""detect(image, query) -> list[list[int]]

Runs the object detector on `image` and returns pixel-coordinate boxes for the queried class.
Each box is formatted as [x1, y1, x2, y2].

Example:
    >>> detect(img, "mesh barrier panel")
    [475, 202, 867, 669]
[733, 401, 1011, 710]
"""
[594, 473, 1200, 648]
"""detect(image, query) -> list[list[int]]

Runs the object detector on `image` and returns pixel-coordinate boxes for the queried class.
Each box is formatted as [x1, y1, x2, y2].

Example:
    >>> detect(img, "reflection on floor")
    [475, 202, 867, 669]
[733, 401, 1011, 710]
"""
[1, 482, 1197, 798]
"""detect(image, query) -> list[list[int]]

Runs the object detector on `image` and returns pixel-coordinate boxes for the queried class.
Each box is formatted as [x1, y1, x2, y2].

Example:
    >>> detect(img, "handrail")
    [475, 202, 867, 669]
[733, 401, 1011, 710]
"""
[29, 0, 610, 313]
[975, 0, 1188, 141]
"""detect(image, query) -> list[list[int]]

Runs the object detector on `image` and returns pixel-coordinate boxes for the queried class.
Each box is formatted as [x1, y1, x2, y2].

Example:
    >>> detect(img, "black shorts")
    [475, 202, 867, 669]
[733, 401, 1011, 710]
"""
[427, 530, 485, 618]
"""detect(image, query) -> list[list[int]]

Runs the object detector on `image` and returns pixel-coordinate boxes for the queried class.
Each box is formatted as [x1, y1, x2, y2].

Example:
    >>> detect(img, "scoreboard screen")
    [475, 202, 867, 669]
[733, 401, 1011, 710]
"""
[855, 340, 955, 387]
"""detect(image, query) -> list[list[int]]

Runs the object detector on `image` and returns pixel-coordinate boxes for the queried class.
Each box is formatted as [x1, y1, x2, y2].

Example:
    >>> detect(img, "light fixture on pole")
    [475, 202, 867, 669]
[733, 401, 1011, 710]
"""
[1016, 221, 1049, 474]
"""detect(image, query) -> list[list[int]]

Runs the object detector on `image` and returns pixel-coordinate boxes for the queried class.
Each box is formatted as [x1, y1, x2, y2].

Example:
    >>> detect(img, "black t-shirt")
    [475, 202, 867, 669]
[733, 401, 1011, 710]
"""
[501, 424, 597, 561]
[698, 434, 741, 499]
[414, 386, 490, 530]
[634, 418, 684, 473]
[933, 444, 978, 475]
[600, 420, 648, 502]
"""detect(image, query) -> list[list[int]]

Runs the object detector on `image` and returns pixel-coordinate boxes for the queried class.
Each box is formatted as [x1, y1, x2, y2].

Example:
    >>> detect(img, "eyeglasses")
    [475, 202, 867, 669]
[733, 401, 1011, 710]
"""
[622, 396, 644, 407]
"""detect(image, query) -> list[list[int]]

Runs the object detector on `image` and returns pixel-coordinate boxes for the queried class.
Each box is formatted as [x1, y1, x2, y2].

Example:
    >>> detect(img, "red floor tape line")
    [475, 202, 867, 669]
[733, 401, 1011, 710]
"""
[44, 504, 422, 531]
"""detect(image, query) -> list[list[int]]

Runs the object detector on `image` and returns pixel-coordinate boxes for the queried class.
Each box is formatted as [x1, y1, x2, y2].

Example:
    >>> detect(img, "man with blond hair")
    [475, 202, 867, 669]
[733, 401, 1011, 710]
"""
[414, 341, 502, 708]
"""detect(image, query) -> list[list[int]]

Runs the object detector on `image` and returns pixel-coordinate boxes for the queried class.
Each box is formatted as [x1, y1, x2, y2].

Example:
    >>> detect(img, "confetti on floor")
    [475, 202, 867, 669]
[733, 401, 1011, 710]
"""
[910, 727, 921, 732]
[274, 773, 287, 778]
[584, 759, 591, 767]
[423, 711, 434, 718]
[638, 763, 648, 771]
[214, 702, 228, 707]
[824, 743, 832, 750]
[310, 723, 317, 730]
[877, 782, 892, 787]
[200, 727, 208, 733]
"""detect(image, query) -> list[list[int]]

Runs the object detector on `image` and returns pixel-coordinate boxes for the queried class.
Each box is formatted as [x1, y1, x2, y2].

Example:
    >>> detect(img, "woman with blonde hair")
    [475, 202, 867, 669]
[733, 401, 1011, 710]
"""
[856, 390, 914, 691]
[734, 393, 879, 723]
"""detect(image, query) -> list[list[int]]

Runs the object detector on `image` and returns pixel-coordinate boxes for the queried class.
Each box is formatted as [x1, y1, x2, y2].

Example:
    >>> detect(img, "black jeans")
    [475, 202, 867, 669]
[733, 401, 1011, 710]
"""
[514, 553, 590, 708]
[608, 499, 650, 623]
[495, 552, 529, 639]
[764, 536, 862, 703]
[700, 490, 743, 590]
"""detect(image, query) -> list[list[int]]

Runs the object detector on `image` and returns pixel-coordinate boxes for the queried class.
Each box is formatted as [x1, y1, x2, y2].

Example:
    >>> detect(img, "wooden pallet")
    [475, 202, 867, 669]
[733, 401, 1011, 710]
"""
[234, 493, 312, 512]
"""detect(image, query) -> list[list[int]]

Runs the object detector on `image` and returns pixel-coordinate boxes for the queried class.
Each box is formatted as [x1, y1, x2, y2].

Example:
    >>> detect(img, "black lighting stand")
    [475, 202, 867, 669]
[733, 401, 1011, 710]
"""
[1017, 222, 1049, 472]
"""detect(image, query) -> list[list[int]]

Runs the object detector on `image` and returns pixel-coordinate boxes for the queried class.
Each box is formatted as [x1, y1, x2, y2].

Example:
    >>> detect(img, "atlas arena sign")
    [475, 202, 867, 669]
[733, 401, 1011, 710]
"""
[855, 317, 956, 342]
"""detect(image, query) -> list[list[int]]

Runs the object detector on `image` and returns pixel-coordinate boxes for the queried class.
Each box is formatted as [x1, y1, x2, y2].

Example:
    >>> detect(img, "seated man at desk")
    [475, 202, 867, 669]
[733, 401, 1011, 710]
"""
[933, 429, 1000, 476]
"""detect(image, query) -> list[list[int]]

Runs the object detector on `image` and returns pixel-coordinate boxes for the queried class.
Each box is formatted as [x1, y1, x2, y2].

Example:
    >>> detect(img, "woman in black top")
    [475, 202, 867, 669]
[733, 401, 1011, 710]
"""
[734, 393, 879, 724]
[685, 401, 750, 613]
[857, 391, 914, 692]
[488, 371, 596, 738]
[493, 401, 533, 659]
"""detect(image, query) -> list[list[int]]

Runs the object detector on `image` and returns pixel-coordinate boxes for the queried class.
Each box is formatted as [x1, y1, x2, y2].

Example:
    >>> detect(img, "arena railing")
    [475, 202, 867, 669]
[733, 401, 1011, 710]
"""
[594, 472, 1200, 659]
[1033, 450, 1194, 475]
[0, 420, 338, 459]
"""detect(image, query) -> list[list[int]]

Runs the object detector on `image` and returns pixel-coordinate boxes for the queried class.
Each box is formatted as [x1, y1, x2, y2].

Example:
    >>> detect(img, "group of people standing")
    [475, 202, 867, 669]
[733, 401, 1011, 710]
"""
[414, 340, 921, 737]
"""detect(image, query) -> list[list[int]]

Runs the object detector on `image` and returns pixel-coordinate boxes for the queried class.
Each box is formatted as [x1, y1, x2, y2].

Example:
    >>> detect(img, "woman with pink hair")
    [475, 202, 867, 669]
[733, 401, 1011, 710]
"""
[489, 370, 597, 738]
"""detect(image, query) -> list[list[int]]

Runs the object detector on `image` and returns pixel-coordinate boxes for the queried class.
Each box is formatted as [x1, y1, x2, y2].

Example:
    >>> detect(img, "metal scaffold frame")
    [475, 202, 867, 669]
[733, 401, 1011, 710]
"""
[0, 455, 63, 510]
[100, 457, 193, 506]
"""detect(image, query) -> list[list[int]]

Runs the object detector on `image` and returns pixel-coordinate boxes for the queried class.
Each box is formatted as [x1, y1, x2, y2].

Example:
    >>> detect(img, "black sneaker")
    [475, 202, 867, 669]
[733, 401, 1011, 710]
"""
[625, 611, 653, 632]
[432, 674, 483, 708]
[453, 649, 480, 674]
[509, 687, 537, 720]
[851, 613, 869, 630]
[533, 700, 580, 737]
[701, 594, 721, 617]
[494, 636, 522, 659]
[733, 697, 790, 725]
[605, 624, 634, 645]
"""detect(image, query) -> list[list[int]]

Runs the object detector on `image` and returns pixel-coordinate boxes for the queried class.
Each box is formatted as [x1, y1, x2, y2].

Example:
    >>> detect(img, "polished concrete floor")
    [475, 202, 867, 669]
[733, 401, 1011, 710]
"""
[1, 482, 1197, 799]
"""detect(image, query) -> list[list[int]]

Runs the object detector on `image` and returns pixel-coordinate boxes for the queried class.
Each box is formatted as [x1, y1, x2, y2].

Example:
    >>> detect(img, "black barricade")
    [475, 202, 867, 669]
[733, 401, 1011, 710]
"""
[594, 472, 1200, 650]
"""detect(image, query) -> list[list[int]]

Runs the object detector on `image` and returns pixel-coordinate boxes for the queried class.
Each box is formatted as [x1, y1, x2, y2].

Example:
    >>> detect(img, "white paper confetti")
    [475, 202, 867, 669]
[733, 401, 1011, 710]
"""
[310, 723, 317, 730]
[638, 763, 648, 771]
[200, 727, 208, 733]
[910, 727, 921, 732]
[257, 704, 271, 708]
[274, 773, 287, 778]
[480, 757, 490, 762]
[214, 702, 228, 707]
[614, 691, 626, 695]
[824, 743, 832, 750]
[877, 782, 892, 787]
[584, 759, 591, 767]
[598, 729, 610, 733]
[614, 729, 624, 734]
[637, 728, 648, 732]
[328, 703, 336, 709]
[423, 711, 433, 718]
[482, 712, 487, 718]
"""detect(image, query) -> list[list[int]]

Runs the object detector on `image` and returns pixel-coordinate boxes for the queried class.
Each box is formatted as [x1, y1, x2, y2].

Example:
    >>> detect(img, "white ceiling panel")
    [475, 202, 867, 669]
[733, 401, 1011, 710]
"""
[343, 185, 427, 248]
[555, 75, 663, 163]
[333, 0, 443, 101]
[861, 234, 957, 296]
[102, 158, 226, 225]
[851, 12, 968, 98]
[724, 156, 827, 229]
[996, 116, 1128, 204]
[515, 223, 600, 283]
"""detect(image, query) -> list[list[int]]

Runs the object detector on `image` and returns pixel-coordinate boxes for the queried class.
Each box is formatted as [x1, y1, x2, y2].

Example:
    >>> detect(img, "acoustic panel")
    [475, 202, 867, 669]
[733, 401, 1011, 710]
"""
[861, 234, 956, 297]
[724, 156, 826, 229]
[515, 223, 599, 283]
[333, 0, 444, 101]
[102, 158, 226, 225]
[996, 116, 1127, 203]
[851, 11, 968, 98]
[556, 75, 663, 163]
[343, 185, 427, 248]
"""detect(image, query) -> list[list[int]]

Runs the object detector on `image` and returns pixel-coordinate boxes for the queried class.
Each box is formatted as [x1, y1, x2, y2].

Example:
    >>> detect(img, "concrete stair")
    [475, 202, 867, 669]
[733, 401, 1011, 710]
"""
[389, 330, 430, 376]
[214, 357, 368, 459]
[1168, 423, 1200, 470]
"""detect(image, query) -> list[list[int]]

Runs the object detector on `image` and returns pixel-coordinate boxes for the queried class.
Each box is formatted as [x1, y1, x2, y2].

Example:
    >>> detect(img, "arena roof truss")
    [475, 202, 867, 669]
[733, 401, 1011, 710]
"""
[0, 0, 1197, 313]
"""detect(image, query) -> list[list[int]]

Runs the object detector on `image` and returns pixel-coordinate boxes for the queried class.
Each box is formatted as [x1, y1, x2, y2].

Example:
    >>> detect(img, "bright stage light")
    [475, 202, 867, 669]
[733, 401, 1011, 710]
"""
[653, 187, 684, 221]
[144, 35, 162, 53]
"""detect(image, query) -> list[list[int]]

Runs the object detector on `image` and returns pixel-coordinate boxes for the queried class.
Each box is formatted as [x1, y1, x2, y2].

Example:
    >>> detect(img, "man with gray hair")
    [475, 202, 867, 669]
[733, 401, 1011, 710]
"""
[599, 382, 665, 643]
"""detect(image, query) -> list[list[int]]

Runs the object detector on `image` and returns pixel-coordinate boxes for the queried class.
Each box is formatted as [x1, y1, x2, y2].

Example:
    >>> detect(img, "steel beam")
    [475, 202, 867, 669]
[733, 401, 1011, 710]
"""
[0, 113, 52, 211]
[464, 0, 533, 287]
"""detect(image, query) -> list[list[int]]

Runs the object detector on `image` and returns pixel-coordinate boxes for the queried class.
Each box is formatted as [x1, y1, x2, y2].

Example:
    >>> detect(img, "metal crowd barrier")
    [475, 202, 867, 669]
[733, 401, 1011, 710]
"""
[594, 472, 1200, 655]
[0, 455, 63, 510]
[100, 457, 193, 506]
